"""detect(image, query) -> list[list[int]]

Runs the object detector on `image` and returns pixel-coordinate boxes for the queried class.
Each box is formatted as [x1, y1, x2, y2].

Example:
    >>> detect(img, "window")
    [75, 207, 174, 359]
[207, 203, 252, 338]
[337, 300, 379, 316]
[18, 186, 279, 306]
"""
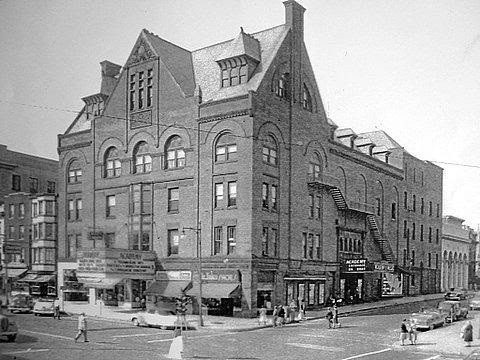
[213, 226, 222, 255]
[168, 188, 179, 212]
[67, 234, 79, 258]
[129, 73, 136, 110]
[75, 199, 82, 220]
[262, 227, 268, 256]
[411, 250, 415, 266]
[147, 69, 153, 107]
[308, 155, 321, 181]
[19, 225, 25, 240]
[68, 200, 74, 221]
[262, 183, 269, 209]
[39, 223, 45, 239]
[227, 226, 236, 255]
[436, 204, 440, 218]
[273, 72, 289, 98]
[316, 234, 322, 259]
[262, 136, 278, 166]
[272, 185, 278, 212]
[167, 229, 179, 256]
[133, 141, 152, 173]
[12, 174, 21, 191]
[302, 233, 307, 258]
[166, 136, 185, 169]
[47, 181, 56, 193]
[46, 223, 54, 239]
[428, 227, 432, 243]
[105, 147, 122, 178]
[8, 204, 14, 218]
[302, 84, 312, 111]
[309, 194, 314, 218]
[308, 233, 314, 259]
[130, 69, 153, 111]
[272, 228, 278, 257]
[215, 183, 223, 208]
[68, 160, 82, 183]
[227, 181, 237, 207]
[8, 225, 15, 239]
[429, 201, 432, 216]
[403, 220, 408, 238]
[435, 254, 439, 269]
[215, 134, 237, 162]
[391, 203, 396, 220]
[105, 233, 115, 248]
[33, 224, 39, 239]
[45, 201, 54, 215]
[375, 198, 381, 216]
[129, 183, 152, 251]
[420, 224, 424, 241]
[403, 249, 407, 266]
[316, 195, 321, 219]
[404, 192, 408, 209]
[428, 253, 432, 268]
[106, 195, 116, 217]
[412, 195, 416, 212]
[220, 57, 247, 87]
[420, 198, 424, 214]
[435, 229, 439, 244]
[29, 177, 38, 193]
[138, 71, 145, 109]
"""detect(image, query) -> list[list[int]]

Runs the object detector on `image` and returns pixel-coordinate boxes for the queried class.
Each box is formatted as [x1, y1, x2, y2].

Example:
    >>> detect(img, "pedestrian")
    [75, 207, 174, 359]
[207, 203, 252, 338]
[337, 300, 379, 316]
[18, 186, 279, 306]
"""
[408, 319, 417, 345]
[277, 305, 285, 327]
[462, 321, 473, 347]
[400, 319, 409, 345]
[299, 299, 306, 319]
[74, 312, 89, 343]
[333, 304, 340, 328]
[289, 299, 297, 323]
[272, 305, 278, 328]
[326, 307, 334, 329]
[53, 297, 61, 320]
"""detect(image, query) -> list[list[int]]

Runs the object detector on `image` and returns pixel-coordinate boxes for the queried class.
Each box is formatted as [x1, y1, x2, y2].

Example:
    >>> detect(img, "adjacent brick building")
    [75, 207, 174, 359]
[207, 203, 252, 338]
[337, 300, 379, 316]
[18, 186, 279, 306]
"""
[57, 1, 443, 317]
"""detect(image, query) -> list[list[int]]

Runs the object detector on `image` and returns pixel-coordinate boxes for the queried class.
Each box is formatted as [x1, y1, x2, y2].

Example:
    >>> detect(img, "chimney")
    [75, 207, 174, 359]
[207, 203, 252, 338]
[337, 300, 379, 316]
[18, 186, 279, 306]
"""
[283, 0, 305, 41]
[100, 60, 122, 95]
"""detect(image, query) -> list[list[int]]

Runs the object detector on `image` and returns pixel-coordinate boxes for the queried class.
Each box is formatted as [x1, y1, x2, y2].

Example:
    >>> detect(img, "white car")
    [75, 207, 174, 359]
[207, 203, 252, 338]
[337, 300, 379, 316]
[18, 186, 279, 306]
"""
[33, 299, 55, 316]
[470, 298, 480, 310]
[131, 309, 193, 330]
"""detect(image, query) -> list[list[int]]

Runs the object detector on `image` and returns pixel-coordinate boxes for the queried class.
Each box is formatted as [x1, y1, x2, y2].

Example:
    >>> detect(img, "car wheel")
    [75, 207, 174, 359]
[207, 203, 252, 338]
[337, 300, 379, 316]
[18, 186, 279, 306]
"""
[132, 318, 140, 327]
[34, 313, 38, 316]
[7, 334, 17, 342]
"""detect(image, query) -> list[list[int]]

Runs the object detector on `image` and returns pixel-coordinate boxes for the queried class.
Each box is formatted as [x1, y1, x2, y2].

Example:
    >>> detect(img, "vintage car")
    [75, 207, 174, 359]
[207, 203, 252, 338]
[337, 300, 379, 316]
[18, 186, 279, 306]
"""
[0, 314, 18, 342]
[445, 291, 469, 301]
[33, 298, 55, 316]
[8, 294, 34, 313]
[438, 300, 468, 322]
[131, 309, 194, 330]
[408, 309, 445, 330]
[469, 298, 480, 310]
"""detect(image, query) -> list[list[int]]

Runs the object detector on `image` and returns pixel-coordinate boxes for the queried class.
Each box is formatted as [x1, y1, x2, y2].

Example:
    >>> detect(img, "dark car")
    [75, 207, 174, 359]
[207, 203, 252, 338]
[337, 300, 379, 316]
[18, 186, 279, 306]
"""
[0, 314, 18, 342]
[8, 294, 34, 313]
[445, 291, 469, 301]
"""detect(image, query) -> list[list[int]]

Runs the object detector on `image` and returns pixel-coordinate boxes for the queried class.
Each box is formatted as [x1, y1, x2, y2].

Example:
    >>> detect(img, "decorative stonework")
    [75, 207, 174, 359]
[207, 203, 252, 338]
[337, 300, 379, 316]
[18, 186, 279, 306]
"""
[130, 110, 152, 129]
[127, 39, 156, 66]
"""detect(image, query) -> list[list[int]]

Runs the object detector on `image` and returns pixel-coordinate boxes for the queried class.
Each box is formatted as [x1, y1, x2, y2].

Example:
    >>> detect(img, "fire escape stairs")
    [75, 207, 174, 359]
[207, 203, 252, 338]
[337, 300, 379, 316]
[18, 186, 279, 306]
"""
[329, 187, 348, 210]
[366, 215, 394, 262]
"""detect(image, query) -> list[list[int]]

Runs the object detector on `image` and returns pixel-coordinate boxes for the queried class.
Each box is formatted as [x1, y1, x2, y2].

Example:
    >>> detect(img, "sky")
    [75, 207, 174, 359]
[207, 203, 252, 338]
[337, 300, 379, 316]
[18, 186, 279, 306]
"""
[0, 0, 479, 227]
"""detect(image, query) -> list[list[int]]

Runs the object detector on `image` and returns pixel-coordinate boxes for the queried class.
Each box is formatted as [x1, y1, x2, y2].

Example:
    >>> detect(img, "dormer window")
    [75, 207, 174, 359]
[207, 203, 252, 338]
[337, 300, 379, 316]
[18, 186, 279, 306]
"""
[220, 58, 248, 88]
[273, 72, 289, 99]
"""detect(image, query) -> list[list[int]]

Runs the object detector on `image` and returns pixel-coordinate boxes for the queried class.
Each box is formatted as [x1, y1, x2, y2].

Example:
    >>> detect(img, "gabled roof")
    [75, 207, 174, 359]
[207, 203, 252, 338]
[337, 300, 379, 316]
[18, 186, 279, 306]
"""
[216, 28, 261, 62]
[192, 25, 287, 103]
[358, 130, 403, 150]
[143, 30, 195, 97]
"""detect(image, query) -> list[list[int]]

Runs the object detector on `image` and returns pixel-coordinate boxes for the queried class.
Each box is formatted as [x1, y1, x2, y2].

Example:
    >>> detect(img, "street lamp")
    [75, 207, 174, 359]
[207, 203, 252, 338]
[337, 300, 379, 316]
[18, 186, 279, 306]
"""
[181, 221, 203, 327]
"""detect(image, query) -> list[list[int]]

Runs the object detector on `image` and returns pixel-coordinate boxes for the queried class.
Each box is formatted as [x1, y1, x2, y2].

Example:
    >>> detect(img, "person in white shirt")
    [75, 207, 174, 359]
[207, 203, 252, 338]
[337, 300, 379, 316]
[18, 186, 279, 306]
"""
[74, 312, 88, 343]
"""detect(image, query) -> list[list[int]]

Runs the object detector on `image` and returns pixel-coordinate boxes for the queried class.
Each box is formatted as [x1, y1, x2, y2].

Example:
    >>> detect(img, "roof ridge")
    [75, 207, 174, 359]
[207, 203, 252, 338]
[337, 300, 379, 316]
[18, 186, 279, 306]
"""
[143, 28, 192, 53]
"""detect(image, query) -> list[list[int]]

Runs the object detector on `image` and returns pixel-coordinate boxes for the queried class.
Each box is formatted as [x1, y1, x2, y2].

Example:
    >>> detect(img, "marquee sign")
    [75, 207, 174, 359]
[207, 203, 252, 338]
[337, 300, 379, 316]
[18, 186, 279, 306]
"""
[343, 259, 367, 272]
[77, 249, 155, 276]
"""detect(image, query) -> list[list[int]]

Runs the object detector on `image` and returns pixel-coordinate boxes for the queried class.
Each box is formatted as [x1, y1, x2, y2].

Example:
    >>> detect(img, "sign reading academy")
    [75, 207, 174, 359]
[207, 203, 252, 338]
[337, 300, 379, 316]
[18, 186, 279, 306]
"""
[77, 249, 155, 275]
[343, 259, 367, 272]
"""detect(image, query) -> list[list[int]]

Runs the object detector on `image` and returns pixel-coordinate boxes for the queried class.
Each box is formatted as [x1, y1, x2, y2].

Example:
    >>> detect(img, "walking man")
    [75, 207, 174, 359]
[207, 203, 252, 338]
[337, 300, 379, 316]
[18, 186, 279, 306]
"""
[326, 307, 334, 329]
[74, 312, 89, 343]
[53, 297, 61, 320]
[333, 304, 340, 328]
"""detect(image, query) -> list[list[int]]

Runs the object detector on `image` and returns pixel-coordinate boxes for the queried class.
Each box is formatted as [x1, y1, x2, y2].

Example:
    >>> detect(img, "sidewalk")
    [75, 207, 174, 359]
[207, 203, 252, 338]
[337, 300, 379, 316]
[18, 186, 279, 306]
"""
[62, 292, 445, 332]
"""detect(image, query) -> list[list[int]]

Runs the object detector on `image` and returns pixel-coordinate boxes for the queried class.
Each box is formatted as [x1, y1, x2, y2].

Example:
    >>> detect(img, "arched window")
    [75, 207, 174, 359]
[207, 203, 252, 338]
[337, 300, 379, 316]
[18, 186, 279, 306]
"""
[215, 133, 237, 162]
[308, 154, 321, 181]
[262, 135, 277, 166]
[104, 147, 121, 178]
[133, 141, 152, 174]
[68, 160, 82, 184]
[302, 84, 312, 111]
[166, 136, 185, 169]
[273, 72, 290, 98]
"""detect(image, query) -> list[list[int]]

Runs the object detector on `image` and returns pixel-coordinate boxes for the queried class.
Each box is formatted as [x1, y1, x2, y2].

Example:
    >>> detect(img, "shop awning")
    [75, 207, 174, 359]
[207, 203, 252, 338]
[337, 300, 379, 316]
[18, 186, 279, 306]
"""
[77, 276, 123, 289]
[0, 268, 28, 279]
[17, 273, 38, 282]
[17, 273, 55, 283]
[145, 280, 192, 298]
[189, 283, 242, 299]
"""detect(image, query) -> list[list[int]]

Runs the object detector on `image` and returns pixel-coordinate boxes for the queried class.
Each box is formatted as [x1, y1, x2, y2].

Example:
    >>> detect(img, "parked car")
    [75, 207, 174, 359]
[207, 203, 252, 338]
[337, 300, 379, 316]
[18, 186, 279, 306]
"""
[445, 291, 469, 301]
[469, 298, 480, 310]
[438, 300, 468, 322]
[409, 309, 446, 330]
[131, 309, 194, 330]
[8, 294, 34, 313]
[33, 298, 55, 316]
[0, 314, 18, 342]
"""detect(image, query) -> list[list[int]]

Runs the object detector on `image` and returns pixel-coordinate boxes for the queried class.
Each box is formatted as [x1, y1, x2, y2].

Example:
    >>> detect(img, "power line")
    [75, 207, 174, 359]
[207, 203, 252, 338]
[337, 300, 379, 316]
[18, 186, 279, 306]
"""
[2, 99, 479, 170]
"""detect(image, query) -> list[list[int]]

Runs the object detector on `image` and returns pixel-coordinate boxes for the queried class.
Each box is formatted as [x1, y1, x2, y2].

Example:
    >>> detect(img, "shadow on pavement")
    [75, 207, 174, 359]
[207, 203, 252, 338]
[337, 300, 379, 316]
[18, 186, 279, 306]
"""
[0, 334, 38, 344]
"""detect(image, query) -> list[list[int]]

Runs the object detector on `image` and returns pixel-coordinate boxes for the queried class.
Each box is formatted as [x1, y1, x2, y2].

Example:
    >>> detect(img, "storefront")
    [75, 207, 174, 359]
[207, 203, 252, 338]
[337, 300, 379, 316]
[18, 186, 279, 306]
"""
[340, 258, 367, 304]
[17, 272, 56, 298]
[284, 276, 326, 309]
[374, 262, 403, 297]
[145, 270, 193, 312]
[256, 270, 275, 313]
[75, 248, 156, 309]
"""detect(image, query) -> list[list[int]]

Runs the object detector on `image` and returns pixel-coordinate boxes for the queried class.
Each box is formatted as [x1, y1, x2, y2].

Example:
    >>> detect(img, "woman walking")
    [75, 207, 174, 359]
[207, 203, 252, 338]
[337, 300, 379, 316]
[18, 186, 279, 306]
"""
[462, 321, 473, 347]
[400, 319, 409, 346]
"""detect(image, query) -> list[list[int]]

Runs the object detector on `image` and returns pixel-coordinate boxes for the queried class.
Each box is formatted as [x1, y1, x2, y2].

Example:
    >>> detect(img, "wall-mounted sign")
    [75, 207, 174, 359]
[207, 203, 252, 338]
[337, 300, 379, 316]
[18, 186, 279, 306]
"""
[344, 259, 367, 272]
[77, 249, 155, 276]
[382, 272, 403, 297]
[202, 269, 239, 282]
[374, 262, 395, 273]
[156, 270, 192, 281]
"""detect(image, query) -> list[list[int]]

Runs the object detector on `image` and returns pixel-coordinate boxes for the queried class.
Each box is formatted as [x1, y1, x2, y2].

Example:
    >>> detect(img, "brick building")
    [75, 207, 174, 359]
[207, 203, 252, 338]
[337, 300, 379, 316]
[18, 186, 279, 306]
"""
[57, 1, 443, 317]
[0, 144, 58, 295]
